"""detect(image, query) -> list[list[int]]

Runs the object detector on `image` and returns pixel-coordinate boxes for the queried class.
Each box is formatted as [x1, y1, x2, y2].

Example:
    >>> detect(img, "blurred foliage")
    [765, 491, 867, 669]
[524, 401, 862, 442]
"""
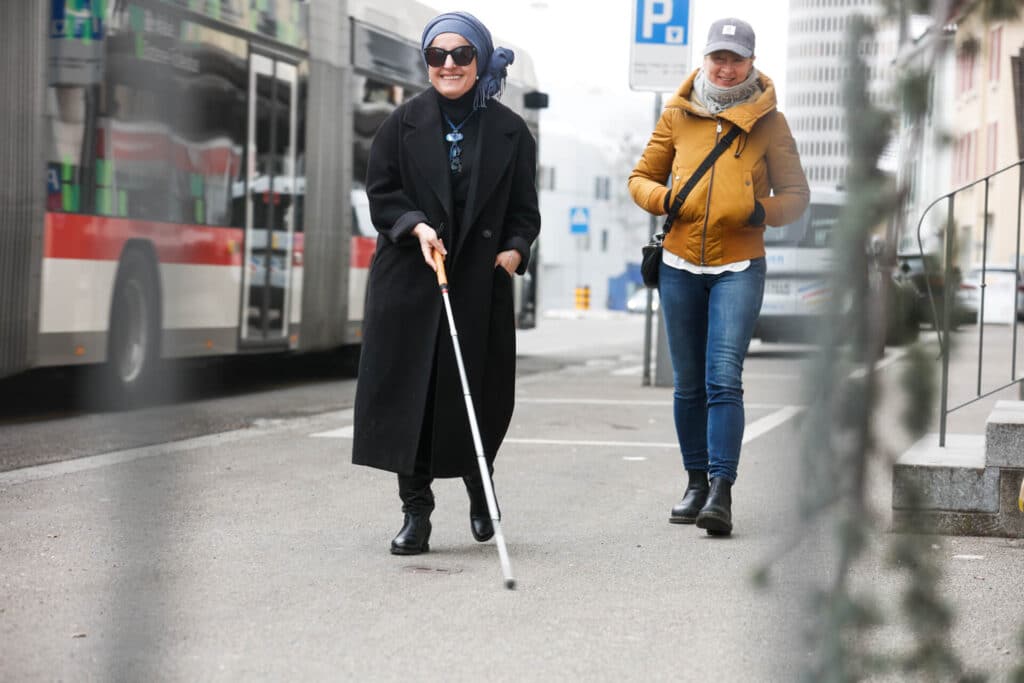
[787, 0, 1023, 680]
[898, 69, 931, 122]
[900, 343, 935, 437]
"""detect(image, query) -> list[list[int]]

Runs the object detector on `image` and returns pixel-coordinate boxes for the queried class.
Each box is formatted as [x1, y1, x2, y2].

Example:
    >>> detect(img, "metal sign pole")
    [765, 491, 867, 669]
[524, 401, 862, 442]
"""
[631, 0, 690, 386]
[642, 91, 663, 387]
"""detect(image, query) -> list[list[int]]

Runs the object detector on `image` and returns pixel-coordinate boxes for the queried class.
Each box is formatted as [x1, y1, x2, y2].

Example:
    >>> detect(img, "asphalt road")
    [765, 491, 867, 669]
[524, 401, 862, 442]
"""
[1, 312, 1022, 680]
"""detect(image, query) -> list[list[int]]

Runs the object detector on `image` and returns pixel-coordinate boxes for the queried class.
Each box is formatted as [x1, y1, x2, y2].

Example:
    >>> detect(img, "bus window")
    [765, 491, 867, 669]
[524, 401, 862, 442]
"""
[804, 204, 840, 248]
[765, 202, 840, 247]
[352, 74, 421, 187]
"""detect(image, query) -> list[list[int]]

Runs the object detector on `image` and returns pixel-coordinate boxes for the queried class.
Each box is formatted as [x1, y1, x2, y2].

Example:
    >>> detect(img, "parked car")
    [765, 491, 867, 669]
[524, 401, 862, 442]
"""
[626, 288, 659, 313]
[956, 265, 1024, 324]
[893, 252, 966, 328]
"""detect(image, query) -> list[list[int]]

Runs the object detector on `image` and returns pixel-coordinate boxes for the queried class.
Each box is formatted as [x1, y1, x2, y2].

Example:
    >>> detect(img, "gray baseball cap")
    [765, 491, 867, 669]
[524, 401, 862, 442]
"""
[703, 18, 755, 58]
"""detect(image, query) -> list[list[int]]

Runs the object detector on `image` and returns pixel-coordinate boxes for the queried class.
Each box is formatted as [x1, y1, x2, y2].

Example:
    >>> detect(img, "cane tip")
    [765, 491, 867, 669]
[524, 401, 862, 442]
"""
[505, 578, 516, 590]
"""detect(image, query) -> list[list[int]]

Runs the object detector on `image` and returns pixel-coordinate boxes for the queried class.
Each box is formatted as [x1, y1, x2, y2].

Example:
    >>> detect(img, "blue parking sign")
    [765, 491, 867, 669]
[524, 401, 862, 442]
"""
[634, 0, 688, 45]
[630, 0, 691, 91]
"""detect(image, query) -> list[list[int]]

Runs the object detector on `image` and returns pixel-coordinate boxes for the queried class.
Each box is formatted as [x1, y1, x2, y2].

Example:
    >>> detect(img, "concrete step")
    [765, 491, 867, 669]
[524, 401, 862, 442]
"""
[985, 400, 1024, 469]
[893, 435, 997, 513]
[892, 433, 1023, 537]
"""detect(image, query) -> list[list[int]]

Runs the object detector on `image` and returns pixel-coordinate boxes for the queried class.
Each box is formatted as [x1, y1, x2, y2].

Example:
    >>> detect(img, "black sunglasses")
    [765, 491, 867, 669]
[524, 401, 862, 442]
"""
[424, 45, 477, 68]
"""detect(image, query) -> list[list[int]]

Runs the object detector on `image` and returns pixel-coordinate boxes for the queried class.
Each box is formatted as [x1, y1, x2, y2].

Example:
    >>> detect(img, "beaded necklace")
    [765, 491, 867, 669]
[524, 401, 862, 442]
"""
[443, 111, 475, 174]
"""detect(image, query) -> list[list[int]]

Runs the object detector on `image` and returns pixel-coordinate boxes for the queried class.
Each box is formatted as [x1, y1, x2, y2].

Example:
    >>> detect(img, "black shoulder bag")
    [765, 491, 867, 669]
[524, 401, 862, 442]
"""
[640, 124, 743, 288]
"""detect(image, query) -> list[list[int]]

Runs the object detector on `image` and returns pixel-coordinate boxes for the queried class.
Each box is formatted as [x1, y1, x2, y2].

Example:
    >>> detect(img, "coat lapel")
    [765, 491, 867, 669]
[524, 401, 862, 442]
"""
[457, 107, 518, 256]
[403, 93, 453, 223]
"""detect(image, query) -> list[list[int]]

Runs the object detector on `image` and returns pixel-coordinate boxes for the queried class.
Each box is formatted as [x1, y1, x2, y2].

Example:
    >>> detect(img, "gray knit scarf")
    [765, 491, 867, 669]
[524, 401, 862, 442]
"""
[692, 67, 761, 115]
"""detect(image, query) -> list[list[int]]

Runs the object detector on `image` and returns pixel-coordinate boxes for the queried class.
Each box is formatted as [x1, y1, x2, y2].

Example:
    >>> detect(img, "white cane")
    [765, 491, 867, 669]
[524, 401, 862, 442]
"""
[432, 250, 516, 590]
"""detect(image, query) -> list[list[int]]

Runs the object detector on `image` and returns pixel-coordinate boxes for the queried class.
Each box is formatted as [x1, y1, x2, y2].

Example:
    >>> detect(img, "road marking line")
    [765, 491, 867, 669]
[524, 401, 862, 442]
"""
[952, 554, 985, 561]
[312, 425, 354, 438]
[505, 437, 678, 448]
[1, 409, 353, 487]
[308, 406, 803, 448]
[0, 429, 257, 487]
[611, 365, 643, 376]
[850, 347, 908, 378]
[503, 407, 802, 449]
[517, 397, 792, 410]
[741, 406, 804, 443]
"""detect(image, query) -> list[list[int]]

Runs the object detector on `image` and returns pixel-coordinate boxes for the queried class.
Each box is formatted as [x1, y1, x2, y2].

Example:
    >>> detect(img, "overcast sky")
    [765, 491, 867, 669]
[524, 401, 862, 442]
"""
[447, 0, 791, 139]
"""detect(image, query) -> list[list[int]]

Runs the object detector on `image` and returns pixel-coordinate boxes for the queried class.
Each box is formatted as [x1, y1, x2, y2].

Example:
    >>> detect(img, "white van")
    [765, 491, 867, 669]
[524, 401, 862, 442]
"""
[755, 188, 917, 345]
[756, 188, 843, 342]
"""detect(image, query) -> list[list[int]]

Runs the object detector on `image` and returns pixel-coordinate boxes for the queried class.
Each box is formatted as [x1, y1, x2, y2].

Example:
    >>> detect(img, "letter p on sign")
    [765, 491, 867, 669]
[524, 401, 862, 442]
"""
[642, 0, 672, 39]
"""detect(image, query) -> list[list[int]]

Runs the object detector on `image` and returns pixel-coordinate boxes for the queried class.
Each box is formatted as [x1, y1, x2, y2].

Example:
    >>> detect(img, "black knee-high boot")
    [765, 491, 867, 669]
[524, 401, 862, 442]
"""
[392, 474, 434, 555]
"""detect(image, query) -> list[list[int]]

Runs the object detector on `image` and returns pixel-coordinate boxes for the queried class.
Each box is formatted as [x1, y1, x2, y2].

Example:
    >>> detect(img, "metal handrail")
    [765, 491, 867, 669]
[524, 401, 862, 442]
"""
[913, 158, 1024, 446]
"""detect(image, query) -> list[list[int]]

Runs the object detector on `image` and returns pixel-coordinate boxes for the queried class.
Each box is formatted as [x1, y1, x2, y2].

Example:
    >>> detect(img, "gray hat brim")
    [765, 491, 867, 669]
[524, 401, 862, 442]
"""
[703, 41, 753, 58]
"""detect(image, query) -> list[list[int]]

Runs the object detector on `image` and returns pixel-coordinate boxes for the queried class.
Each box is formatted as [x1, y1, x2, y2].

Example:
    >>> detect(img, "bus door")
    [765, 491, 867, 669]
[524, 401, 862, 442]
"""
[241, 54, 298, 345]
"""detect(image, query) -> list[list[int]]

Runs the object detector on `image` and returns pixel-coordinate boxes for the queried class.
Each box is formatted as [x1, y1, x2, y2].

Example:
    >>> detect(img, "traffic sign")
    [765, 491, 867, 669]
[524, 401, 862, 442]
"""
[629, 0, 692, 92]
[569, 207, 589, 235]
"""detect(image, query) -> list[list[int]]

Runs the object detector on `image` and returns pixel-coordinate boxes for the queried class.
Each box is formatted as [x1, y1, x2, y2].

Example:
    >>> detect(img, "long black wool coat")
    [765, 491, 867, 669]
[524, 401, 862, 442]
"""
[351, 89, 541, 478]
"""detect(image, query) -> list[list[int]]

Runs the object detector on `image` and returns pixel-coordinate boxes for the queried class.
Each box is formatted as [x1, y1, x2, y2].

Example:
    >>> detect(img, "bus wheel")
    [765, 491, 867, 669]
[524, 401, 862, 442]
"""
[105, 250, 161, 405]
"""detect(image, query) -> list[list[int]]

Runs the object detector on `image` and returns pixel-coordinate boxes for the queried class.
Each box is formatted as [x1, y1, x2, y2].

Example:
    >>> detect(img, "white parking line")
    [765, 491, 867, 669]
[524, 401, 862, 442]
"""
[0, 429, 258, 487]
[1, 409, 354, 487]
[505, 437, 678, 448]
[741, 405, 804, 443]
[517, 397, 792, 410]
[311, 425, 354, 438]
[850, 347, 908, 378]
[308, 405, 804, 450]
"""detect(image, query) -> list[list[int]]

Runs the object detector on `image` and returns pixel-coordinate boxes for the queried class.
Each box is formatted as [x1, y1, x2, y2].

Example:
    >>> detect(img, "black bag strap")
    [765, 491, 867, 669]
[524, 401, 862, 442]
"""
[660, 124, 743, 235]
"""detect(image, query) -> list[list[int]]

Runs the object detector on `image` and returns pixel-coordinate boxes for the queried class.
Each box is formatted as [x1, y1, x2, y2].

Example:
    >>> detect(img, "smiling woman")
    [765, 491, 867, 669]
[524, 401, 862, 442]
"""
[628, 16, 809, 536]
[426, 33, 479, 100]
[351, 11, 541, 558]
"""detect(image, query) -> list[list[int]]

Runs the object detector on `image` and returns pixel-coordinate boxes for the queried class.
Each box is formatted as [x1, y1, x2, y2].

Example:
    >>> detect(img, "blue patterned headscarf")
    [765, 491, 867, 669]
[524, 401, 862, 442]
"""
[421, 11, 515, 109]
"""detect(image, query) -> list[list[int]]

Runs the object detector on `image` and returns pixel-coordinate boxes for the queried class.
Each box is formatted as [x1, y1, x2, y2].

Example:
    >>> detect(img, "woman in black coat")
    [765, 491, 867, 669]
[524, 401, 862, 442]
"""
[351, 11, 541, 555]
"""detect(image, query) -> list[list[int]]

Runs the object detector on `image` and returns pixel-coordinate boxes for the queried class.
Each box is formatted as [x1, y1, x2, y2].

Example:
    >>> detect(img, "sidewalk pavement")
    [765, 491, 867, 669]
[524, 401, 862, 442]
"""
[1, 311, 1022, 681]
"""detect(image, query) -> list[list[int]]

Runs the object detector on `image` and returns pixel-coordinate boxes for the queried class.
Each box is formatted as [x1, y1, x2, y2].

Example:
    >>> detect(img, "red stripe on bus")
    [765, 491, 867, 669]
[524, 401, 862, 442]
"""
[45, 213, 245, 266]
[351, 236, 377, 268]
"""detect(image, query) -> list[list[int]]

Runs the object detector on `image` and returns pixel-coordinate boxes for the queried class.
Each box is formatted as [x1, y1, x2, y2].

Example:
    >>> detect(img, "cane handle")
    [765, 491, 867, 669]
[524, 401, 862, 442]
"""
[433, 250, 448, 286]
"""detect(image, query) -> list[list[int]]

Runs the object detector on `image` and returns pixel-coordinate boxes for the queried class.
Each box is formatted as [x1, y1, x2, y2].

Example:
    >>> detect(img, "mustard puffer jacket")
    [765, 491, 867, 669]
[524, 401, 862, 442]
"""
[629, 70, 809, 266]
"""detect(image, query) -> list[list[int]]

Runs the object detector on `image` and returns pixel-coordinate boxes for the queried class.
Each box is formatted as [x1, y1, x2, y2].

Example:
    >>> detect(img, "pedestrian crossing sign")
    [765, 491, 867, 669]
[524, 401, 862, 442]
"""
[570, 207, 589, 234]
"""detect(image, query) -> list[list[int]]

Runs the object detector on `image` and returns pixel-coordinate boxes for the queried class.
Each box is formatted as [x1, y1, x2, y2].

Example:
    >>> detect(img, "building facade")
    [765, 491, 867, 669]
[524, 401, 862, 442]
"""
[946, 11, 1024, 270]
[892, 16, 956, 255]
[535, 127, 648, 312]
[786, 0, 897, 190]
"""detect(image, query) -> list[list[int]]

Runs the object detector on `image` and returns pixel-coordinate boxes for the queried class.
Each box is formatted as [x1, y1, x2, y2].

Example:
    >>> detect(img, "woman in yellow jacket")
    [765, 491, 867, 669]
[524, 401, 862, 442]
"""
[629, 17, 809, 536]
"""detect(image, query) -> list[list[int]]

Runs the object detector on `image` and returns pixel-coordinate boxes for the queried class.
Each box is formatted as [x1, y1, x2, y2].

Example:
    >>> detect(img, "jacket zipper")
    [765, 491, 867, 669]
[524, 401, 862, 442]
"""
[699, 119, 722, 266]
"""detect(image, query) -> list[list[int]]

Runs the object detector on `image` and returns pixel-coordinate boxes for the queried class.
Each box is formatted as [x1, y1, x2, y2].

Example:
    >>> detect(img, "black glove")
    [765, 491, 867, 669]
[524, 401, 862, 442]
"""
[748, 200, 765, 226]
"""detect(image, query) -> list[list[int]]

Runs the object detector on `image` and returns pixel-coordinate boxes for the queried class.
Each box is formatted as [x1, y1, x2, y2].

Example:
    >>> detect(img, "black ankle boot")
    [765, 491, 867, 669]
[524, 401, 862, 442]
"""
[669, 470, 710, 524]
[464, 477, 495, 542]
[390, 512, 432, 555]
[695, 477, 733, 536]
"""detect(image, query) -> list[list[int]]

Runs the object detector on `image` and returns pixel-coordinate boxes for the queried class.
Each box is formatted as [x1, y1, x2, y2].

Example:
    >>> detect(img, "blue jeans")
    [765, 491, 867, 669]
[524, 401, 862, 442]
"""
[658, 257, 765, 484]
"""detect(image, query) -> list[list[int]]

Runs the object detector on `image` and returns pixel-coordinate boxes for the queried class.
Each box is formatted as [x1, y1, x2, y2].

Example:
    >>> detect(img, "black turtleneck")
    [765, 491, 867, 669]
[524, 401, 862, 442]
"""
[434, 85, 480, 246]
